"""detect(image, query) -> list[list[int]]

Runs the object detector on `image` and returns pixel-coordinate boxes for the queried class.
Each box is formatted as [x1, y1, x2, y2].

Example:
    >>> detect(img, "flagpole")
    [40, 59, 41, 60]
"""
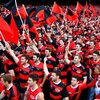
[23, 20, 26, 31]
[15, 0, 24, 25]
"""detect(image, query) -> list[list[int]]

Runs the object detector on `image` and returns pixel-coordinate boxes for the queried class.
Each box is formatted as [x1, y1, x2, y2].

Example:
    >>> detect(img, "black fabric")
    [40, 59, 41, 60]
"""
[3, 0, 15, 10]
[67, 8, 74, 16]
[4, 51, 15, 63]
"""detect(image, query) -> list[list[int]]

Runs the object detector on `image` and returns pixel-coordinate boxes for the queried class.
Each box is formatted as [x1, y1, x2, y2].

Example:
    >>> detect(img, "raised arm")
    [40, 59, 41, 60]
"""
[64, 47, 71, 64]
[5, 42, 19, 63]
[43, 57, 50, 76]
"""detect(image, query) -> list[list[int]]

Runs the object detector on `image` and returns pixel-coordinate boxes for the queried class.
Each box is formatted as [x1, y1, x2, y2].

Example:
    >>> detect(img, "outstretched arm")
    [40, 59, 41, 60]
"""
[5, 42, 19, 63]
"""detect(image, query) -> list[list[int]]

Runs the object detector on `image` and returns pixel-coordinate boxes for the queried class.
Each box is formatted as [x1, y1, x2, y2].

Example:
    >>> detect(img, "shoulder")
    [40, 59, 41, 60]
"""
[36, 92, 44, 100]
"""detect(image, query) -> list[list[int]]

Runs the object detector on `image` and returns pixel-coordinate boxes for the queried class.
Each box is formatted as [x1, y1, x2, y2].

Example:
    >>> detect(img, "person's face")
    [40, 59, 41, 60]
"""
[58, 59, 64, 64]
[51, 73, 57, 82]
[90, 36, 95, 40]
[76, 44, 81, 51]
[21, 57, 27, 65]
[1, 78, 8, 87]
[45, 50, 50, 57]
[76, 38, 83, 43]
[63, 33, 67, 39]
[59, 40, 64, 46]
[73, 56, 80, 64]
[93, 53, 98, 61]
[33, 55, 38, 63]
[38, 41, 43, 46]
[89, 42, 95, 49]
[26, 46, 31, 52]
[97, 75, 100, 82]
[27, 77, 35, 86]
[14, 51, 20, 56]
[71, 77, 78, 87]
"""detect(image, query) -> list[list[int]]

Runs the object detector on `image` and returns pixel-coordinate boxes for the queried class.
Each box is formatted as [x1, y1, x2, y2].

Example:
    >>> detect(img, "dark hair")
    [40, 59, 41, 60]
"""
[33, 53, 40, 58]
[38, 39, 44, 44]
[55, 32, 60, 35]
[14, 46, 22, 53]
[93, 51, 100, 56]
[1, 74, 12, 84]
[23, 54, 30, 60]
[72, 76, 80, 81]
[89, 40, 96, 45]
[76, 43, 83, 48]
[29, 74, 39, 82]
[46, 48, 52, 53]
[74, 54, 81, 60]
[52, 70, 61, 77]
[0, 41, 5, 47]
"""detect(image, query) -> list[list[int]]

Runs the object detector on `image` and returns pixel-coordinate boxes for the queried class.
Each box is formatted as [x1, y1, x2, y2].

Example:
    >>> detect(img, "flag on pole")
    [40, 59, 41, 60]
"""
[0, 16, 14, 42]
[16, 4, 28, 20]
[65, 8, 78, 21]
[76, 2, 83, 14]
[4, 14, 19, 44]
[51, 2, 63, 15]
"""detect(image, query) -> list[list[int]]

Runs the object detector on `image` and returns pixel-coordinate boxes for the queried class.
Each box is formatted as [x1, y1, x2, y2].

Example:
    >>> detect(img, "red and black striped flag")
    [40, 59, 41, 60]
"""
[4, 14, 19, 44]
[65, 8, 78, 21]
[51, 2, 63, 15]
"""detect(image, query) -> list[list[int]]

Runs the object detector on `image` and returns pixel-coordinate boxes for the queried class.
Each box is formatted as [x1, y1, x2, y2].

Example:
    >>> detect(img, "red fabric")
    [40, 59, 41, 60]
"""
[46, 56, 56, 73]
[24, 33, 30, 43]
[95, 94, 100, 99]
[72, 51, 84, 59]
[26, 51, 34, 58]
[85, 2, 88, 9]
[0, 16, 14, 42]
[31, 19, 41, 27]
[85, 48, 95, 65]
[46, 15, 57, 25]
[95, 43, 100, 51]
[76, 2, 83, 14]
[27, 87, 42, 100]
[17, 4, 28, 20]
[17, 61, 30, 88]
[30, 61, 44, 84]
[36, 10, 45, 21]
[56, 45, 65, 58]
[52, 2, 63, 14]
[10, 14, 19, 44]
[67, 84, 86, 100]
[50, 81, 64, 100]
[5, 84, 19, 100]
[38, 45, 46, 55]
[89, 4, 97, 16]
[66, 41, 76, 50]
[65, 8, 78, 21]
[20, 24, 28, 29]
[57, 63, 67, 85]
[69, 63, 87, 83]
[30, 26, 39, 41]
[0, 82, 4, 92]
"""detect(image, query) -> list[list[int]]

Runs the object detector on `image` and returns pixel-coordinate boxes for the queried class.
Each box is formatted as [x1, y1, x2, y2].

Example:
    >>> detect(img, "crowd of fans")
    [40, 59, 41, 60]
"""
[0, 3, 100, 100]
